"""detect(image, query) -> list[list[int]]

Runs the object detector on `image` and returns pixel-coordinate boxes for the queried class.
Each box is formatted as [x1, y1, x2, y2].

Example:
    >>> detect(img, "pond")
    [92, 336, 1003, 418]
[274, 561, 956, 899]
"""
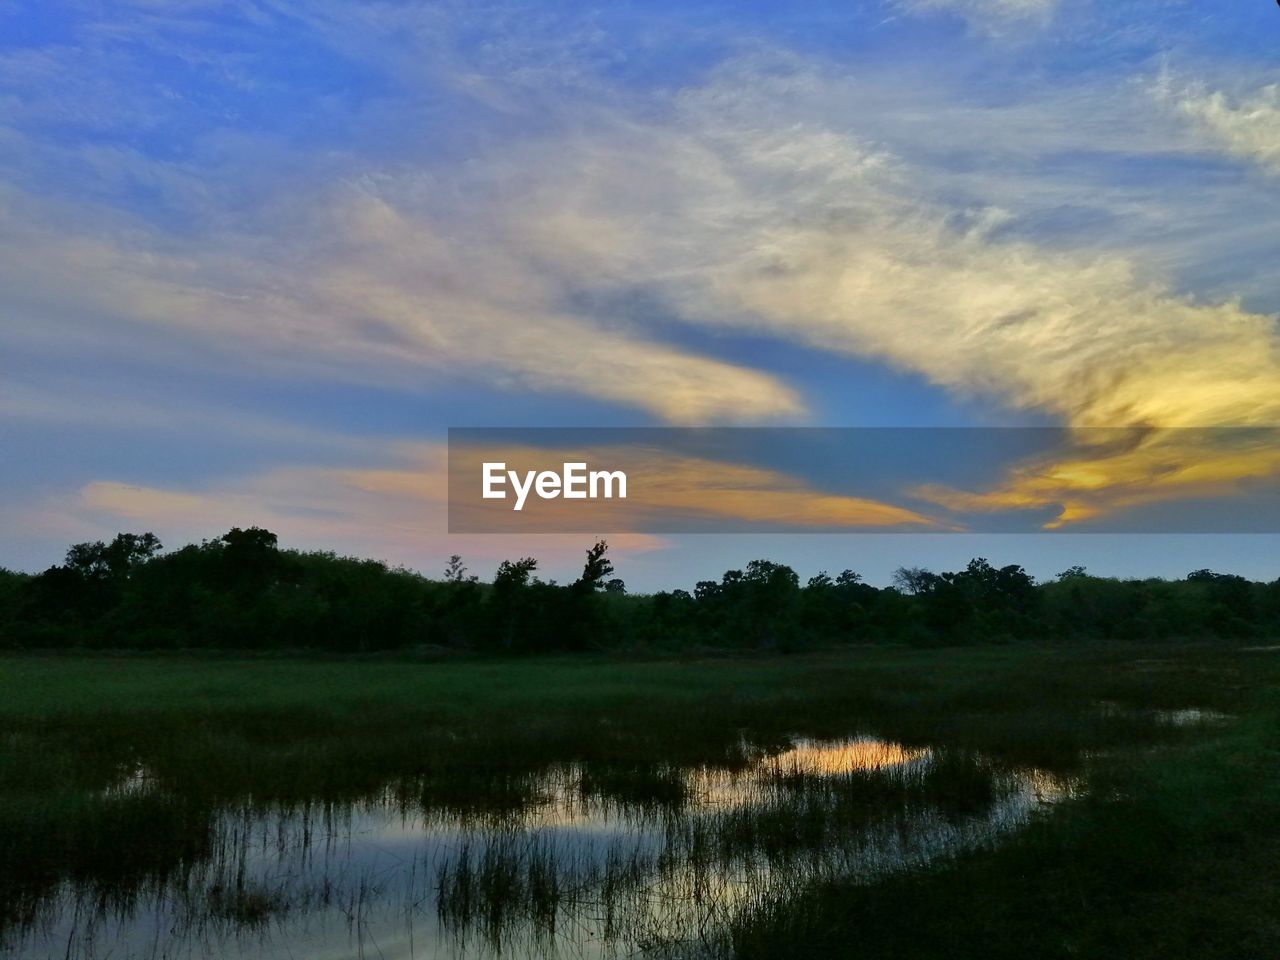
[7, 736, 1075, 959]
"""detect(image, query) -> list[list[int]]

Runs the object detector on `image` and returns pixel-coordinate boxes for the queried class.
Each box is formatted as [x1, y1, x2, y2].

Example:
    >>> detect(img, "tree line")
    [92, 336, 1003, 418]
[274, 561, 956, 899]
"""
[0, 528, 1277, 652]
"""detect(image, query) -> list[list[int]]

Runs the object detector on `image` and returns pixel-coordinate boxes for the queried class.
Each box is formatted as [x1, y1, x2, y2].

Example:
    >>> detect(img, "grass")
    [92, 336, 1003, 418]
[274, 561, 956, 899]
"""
[726, 708, 1280, 958]
[0, 642, 1276, 957]
[205, 881, 287, 925]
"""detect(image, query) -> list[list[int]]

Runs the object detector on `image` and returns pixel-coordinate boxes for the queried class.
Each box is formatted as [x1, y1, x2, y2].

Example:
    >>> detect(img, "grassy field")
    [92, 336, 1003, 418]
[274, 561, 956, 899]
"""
[1, 643, 1277, 957]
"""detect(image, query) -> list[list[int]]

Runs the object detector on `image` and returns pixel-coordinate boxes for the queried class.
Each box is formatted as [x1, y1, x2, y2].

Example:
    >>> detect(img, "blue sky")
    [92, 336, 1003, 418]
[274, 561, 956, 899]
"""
[3, 0, 1280, 590]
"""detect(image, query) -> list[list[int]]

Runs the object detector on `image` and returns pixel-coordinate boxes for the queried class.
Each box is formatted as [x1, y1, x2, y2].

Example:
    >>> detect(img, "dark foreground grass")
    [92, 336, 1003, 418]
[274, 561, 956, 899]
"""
[1, 642, 1277, 957]
[724, 650, 1280, 960]
[728, 713, 1280, 959]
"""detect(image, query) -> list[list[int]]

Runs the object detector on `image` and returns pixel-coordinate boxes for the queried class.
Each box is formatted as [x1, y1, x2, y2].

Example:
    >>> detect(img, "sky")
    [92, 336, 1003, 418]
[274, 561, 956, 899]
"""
[2, 0, 1280, 591]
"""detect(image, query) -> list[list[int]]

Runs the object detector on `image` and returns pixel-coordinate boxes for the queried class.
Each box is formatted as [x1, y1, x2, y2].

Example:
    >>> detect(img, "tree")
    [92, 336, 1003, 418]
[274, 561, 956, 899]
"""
[221, 526, 277, 555]
[892, 566, 935, 596]
[807, 572, 834, 590]
[920, 558, 1038, 643]
[835, 570, 864, 588]
[445, 555, 468, 583]
[493, 558, 538, 590]
[1186, 569, 1254, 635]
[7, 528, 1277, 653]
[738, 560, 801, 649]
[217, 527, 282, 589]
[65, 532, 162, 581]
[576, 540, 615, 592]
[694, 580, 721, 602]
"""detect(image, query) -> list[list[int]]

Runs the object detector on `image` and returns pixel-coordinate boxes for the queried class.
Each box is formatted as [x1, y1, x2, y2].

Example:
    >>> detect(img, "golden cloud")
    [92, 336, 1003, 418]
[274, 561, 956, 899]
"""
[913, 429, 1280, 528]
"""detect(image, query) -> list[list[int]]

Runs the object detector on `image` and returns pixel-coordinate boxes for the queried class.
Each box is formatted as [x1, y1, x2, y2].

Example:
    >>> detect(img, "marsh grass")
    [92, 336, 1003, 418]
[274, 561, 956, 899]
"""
[0, 642, 1269, 958]
[205, 881, 287, 925]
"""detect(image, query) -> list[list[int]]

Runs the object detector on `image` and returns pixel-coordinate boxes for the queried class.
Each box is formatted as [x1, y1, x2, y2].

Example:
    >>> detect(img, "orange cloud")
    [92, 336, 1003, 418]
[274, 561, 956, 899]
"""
[71, 445, 665, 575]
[449, 442, 946, 532]
[913, 430, 1280, 528]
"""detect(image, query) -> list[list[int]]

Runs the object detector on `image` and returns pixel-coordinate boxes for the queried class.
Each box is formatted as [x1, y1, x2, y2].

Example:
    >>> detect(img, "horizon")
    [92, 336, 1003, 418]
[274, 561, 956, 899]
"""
[10, 525, 1279, 595]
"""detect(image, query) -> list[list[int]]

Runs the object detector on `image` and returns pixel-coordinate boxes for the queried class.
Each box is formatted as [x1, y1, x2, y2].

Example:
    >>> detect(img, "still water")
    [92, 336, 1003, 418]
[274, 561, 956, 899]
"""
[9, 737, 1074, 960]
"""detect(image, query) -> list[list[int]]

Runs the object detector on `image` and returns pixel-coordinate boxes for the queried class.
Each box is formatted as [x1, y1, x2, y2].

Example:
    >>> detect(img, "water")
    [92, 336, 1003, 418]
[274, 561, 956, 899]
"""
[1095, 701, 1231, 727]
[6, 737, 1074, 960]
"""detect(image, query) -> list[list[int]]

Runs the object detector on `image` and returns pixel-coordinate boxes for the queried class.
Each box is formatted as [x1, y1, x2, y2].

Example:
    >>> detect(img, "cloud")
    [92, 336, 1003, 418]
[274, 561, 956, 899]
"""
[6, 11, 1280, 533]
[894, 0, 1058, 30]
[0, 374, 382, 466]
[457, 58, 1280, 524]
[5, 20, 1276, 437]
[913, 429, 1280, 529]
[67, 434, 940, 569]
[701, 215, 1280, 429]
[449, 442, 944, 532]
[0, 5, 807, 426]
[0, 184, 806, 425]
[489, 60, 1280, 433]
[64, 444, 668, 578]
[1172, 81, 1280, 175]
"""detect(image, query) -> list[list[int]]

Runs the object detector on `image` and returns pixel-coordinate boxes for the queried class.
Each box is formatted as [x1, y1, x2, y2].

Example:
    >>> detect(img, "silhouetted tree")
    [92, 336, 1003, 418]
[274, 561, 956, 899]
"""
[65, 533, 162, 582]
[494, 558, 538, 590]
[892, 567, 936, 596]
[576, 540, 615, 593]
[445, 555, 467, 582]
[4, 530, 1277, 652]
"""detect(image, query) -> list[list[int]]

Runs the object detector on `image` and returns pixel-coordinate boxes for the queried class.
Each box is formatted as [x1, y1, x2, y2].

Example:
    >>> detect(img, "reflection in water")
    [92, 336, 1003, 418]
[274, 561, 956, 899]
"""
[7, 737, 1074, 959]
[1155, 707, 1229, 727]
[1095, 701, 1231, 727]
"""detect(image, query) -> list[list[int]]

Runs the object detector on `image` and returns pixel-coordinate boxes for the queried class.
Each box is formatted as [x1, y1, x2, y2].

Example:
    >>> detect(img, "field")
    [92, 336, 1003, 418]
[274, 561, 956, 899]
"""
[1, 643, 1278, 958]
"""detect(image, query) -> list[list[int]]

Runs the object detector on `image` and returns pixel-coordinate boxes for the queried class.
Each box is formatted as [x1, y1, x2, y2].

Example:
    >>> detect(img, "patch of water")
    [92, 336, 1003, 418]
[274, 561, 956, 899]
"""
[1095, 701, 1231, 727]
[7, 737, 1076, 960]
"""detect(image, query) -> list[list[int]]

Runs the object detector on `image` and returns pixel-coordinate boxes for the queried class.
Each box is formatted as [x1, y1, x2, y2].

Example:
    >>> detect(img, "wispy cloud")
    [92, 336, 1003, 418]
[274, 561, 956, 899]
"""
[0, 184, 805, 424]
[894, 0, 1058, 31]
[5, 2, 1280, 544]
[497, 59, 1280, 432]
[1171, 80, 1280, 175]
[4, 10, 1275, 437]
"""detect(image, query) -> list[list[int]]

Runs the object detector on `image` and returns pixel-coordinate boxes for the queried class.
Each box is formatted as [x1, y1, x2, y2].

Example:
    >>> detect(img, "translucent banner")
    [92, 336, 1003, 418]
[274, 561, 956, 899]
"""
[448, 427, 1280, 533]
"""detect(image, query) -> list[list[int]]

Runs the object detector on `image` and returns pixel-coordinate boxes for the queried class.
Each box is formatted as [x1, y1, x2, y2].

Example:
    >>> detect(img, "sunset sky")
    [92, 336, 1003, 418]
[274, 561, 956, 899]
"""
[3, 1, 1280, 589]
